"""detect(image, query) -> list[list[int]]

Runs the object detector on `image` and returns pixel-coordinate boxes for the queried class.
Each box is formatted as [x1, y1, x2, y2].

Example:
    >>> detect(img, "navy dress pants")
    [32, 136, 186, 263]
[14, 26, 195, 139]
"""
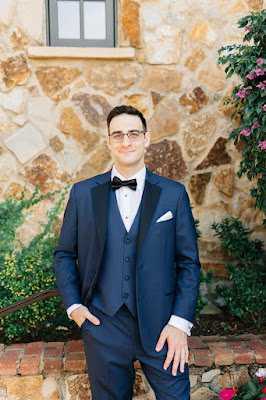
[80, 303, 190, 400]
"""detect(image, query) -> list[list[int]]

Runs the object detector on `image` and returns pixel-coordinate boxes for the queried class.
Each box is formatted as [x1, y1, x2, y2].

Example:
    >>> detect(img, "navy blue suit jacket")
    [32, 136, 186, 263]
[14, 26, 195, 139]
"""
[54, 169, 201, 352]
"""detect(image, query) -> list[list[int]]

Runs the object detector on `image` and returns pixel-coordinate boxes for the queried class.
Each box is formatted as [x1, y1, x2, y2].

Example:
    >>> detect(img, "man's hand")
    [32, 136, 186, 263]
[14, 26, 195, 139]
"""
[71, 305, 100, 328]
[155, 324, 188, 376]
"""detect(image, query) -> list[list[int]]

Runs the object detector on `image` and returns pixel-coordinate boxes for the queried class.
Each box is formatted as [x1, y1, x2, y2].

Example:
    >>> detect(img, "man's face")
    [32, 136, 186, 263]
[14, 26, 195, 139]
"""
[106, 113, 150, 169]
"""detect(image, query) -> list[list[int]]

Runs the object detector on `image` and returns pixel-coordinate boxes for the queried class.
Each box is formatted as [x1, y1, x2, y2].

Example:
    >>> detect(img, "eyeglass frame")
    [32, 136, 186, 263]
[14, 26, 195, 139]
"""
[108, 129, 146, 143]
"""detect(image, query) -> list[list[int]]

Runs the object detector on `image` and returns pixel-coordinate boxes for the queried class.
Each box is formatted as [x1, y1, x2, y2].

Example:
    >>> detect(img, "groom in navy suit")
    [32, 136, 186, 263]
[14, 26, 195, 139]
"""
[54, 105, 201, 399]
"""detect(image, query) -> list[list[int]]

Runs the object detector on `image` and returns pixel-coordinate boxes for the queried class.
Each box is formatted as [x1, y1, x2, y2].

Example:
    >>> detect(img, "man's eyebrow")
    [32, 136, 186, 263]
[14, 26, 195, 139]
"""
[110, 129, 140, 134]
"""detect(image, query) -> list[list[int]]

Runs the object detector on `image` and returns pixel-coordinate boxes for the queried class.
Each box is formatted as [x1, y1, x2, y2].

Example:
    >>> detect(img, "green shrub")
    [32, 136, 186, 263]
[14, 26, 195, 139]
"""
[0, 185, 72, 342]
[212, 217, 266, 328]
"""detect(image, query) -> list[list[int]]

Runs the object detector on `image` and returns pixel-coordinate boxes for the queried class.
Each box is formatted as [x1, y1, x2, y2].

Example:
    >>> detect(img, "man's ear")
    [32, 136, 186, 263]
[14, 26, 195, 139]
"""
[144, 131, 151, 148]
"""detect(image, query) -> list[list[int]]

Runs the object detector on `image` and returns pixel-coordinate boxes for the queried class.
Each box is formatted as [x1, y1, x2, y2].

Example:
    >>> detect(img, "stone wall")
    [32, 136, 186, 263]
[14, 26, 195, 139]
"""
[0, 0, 265, 286]
[0, 335, 265, 399]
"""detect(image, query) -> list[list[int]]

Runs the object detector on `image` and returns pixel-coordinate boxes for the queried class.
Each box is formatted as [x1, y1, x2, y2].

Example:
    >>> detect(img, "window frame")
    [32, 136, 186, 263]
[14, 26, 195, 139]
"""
[46, 0, 117, 47]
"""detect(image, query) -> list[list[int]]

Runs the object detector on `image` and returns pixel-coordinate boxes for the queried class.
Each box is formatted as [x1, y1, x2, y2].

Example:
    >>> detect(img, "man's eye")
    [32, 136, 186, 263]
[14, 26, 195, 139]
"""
[112, 134, 122, 140]
[129, 131, 140, 138]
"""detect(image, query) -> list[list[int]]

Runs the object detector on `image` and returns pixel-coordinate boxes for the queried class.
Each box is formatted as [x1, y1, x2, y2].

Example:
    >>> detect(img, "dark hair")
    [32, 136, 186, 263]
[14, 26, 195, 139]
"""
[107, 105, 147, 132]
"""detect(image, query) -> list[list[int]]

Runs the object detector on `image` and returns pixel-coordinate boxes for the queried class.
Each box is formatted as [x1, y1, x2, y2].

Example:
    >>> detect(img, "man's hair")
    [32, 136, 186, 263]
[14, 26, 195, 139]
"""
[107, 105, 147, 132]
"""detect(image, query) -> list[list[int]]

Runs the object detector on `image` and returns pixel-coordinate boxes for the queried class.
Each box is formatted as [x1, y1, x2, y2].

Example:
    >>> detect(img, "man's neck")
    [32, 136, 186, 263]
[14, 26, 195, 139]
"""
[114, 163, 145, 179]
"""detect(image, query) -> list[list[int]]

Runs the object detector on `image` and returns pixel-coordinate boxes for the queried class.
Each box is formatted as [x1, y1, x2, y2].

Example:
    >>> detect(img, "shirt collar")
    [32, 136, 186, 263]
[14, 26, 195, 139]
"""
[111, 165, 146, 191]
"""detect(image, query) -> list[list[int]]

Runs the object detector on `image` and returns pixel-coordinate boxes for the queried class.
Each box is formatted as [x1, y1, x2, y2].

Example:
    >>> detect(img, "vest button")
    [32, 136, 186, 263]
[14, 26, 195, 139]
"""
[125, 239, 131, 244]
[123, 293, 129, 298]
[124, 275, 129, 280]
[125, 257, 130, 262]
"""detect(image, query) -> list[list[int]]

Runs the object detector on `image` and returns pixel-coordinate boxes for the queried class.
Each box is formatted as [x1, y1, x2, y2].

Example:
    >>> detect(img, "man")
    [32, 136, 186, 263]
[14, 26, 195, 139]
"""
[54, 105, 201, 399]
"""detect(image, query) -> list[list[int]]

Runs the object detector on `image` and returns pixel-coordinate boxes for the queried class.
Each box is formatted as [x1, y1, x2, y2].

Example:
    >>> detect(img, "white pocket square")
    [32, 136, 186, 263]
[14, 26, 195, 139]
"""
[156, 211, 173, 223]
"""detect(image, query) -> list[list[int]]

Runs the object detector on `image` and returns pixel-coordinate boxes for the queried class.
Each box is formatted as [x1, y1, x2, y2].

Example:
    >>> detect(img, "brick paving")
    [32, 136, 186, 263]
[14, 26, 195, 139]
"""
[0, 335, 265, 377]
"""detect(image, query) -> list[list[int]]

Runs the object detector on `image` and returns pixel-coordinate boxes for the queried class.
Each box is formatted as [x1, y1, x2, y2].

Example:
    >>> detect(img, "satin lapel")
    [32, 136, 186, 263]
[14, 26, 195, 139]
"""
[92, 180, 110, 257]
[136, 179, 161, 259]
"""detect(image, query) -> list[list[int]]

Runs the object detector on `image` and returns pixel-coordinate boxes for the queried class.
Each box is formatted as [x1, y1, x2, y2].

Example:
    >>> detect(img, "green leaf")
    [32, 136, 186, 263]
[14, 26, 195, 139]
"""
[227, 69, 234, 79]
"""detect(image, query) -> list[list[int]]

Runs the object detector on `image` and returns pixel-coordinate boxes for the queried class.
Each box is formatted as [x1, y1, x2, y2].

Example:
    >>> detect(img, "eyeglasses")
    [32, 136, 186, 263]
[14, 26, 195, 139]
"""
[108, 130, 146, 143]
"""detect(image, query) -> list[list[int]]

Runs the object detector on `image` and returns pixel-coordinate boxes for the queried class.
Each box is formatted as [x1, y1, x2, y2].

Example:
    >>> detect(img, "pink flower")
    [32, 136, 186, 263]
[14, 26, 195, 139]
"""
[262, 104, 266, 111]
[245, 25, 251, 31]
[257, 58, 263, 66]
[255, 69, 265, 76]
[236, 89, 246, 98]
[245, 73, 256, 80]
[256, 82, 266, 90]
[252, 121, 260, 129]
[219, 388, 236, 400]
[243, 85, 252, 95]
[240, 129, 251, 136]
[259, 141, 266, 150]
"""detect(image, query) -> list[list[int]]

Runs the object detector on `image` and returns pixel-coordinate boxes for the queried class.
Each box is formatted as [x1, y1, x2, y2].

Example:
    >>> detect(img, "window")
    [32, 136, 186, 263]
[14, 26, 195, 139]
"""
[47, 0, 116, 47]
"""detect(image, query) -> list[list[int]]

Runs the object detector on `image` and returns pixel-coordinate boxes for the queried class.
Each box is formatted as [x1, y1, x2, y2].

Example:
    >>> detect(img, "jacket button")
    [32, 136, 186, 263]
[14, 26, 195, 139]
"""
[123, 293, 129, 298]
[124, 275, 129, 280]
[125, 257, 130, 262]
[125, 239, 131, 244]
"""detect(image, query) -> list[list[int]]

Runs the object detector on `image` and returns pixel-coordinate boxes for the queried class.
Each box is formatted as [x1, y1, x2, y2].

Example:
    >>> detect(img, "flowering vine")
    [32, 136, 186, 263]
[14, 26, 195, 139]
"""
[218, 10, 266, 227]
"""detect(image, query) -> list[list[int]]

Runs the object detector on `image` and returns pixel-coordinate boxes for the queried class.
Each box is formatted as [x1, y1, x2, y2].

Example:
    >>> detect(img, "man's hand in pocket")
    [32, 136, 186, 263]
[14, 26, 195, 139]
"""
[71, 305, 101, 328]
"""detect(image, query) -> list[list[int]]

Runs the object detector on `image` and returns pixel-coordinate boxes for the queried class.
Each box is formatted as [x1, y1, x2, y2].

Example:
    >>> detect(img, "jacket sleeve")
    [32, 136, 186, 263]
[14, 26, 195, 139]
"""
[54, 184, 82, 310]
[172, 185, 201, 324]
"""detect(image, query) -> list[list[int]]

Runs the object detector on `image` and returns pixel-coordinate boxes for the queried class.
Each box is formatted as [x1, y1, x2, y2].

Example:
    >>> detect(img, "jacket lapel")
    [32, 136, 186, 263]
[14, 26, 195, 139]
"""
[136, 170, 161, 259]
[92, 171, 111, 257]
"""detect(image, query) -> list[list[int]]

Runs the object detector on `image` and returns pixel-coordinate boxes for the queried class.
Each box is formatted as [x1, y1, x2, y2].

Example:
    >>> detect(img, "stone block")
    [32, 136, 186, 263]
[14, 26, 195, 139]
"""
[179, 87, 209, 114]
[145, 139, 189, 182]
[90, 62, 141, 96]
[217, 367, 250, 389]
[184, 46, 206, 71]
[0, 87, 27, 113]
[0, 107, 13, 133]
[122, 0, 140, 47]
[214, 167, 233, 197]
[4, 123, 45, 164]
[189, 374, 198, 388]
[0, 376, 46, 400]
[15, 0, 44, 43]
[49, 136, 64, 153]
[27, 97, 54, 137]
[72, 93, 112, 127]
[143, 25, 182, 64]
[189, 21, 216, 47]
[198, 62, 226, 91]
[0, 55, 30, 91]
[125, 94, 149, 118]
[191, 387, 217, 400]
[140, 67, 183, 92]
[188, 337, 206, 349]
[195, 137, 231, 170]
[10, 26, 29, 51]
[202, 369, 221, 382]
[180, 113, 217, 162]
[189, 173, 212, 205]
[65, 374, 92, 400]
[59, 107, 100, 151]
[42, 377, 60, 399]
[0, 0, 15, 25]
[149, 97, 183, 142]
[35, 66, 82, 98]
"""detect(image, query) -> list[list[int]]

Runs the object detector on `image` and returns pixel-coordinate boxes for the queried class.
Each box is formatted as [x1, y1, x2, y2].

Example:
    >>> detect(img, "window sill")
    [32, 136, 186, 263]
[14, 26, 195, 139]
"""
[27, 46, 135, 60]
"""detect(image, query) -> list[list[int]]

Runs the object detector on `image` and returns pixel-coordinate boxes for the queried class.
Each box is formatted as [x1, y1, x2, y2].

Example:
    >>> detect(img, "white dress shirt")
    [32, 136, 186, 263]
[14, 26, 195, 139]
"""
[67, 165, 193, 336]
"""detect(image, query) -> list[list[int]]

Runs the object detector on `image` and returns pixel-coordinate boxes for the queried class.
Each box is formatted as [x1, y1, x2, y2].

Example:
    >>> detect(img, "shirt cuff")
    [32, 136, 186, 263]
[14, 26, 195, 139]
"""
[168, 315, 193, 336]
[67, 303, 82, 319]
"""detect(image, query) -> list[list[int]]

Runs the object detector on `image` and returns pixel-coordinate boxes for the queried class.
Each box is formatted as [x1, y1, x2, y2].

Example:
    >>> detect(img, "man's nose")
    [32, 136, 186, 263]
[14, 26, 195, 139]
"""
[121, 134, 131, 145]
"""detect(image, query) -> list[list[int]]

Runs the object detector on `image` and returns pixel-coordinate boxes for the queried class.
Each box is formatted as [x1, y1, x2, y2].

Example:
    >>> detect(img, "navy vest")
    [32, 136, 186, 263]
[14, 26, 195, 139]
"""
[91, 188, 142, 317]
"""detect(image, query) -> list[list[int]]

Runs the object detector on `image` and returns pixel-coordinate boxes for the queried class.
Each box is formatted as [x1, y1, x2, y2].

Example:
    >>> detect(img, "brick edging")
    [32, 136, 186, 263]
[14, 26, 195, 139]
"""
[0, 334, 265, 377]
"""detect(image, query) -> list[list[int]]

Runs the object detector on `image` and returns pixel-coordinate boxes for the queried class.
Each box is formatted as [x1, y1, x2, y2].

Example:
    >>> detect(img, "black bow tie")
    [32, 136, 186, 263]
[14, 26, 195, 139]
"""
[112, 176, 137, 191]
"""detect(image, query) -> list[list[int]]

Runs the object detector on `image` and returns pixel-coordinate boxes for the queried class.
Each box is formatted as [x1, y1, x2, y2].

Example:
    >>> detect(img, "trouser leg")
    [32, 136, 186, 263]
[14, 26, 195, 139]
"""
[81, 304, 135, 400]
